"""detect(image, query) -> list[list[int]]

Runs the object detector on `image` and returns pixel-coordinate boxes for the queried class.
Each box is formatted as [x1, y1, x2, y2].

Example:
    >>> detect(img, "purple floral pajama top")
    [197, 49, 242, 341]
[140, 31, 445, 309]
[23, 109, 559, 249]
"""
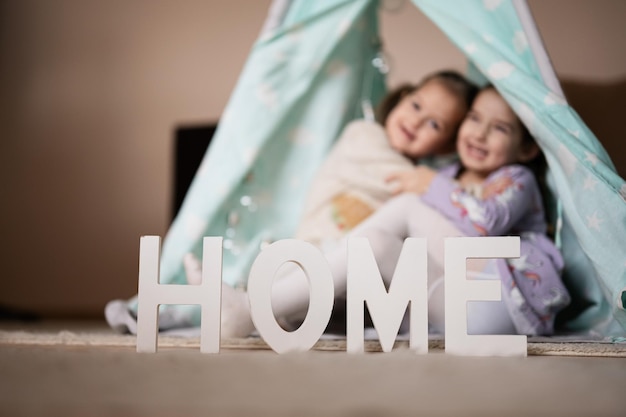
[421, 163, 570, 335]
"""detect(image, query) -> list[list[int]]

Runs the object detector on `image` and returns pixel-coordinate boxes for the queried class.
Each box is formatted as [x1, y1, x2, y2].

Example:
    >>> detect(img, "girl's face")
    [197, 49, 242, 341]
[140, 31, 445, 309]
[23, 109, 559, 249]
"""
[457, 88, 536, 180]
[385, 79, 466, 159]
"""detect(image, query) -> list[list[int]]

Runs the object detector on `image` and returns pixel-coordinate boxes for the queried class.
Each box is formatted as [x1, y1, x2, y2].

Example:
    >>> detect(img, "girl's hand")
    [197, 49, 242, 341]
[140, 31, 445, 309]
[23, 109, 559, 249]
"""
[386, 166, 437, 195]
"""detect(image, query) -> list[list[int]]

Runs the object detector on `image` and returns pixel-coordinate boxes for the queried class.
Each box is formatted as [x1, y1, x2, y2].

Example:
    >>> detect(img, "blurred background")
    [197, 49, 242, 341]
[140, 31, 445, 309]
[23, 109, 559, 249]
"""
[1, 0, 625, 319]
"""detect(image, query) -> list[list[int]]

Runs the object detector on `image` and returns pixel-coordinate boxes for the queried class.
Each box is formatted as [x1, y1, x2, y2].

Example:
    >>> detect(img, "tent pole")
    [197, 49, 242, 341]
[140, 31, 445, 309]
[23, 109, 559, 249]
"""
[512, 0, 565, 99]
[260, 0, 293, 36]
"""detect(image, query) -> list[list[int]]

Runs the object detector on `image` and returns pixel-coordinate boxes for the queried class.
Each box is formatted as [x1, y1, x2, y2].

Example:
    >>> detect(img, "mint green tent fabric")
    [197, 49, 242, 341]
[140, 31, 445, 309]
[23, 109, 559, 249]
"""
[128, 0, 386, 324]
[128, 0, 626, 337]
[412, 0, 626, 336]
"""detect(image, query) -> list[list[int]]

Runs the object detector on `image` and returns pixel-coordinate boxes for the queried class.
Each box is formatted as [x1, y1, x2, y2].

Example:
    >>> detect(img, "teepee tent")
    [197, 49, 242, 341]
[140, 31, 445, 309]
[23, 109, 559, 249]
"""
[127, 0, 626, 337]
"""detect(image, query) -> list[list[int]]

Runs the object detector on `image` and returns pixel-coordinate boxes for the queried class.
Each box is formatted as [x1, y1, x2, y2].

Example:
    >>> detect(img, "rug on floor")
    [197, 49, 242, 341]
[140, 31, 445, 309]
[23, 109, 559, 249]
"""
[1, 328, 625, 357]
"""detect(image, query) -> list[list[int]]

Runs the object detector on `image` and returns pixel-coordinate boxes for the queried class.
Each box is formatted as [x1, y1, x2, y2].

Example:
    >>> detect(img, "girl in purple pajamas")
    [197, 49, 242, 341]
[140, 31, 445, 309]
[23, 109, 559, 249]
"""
[199, 86, 570, 338]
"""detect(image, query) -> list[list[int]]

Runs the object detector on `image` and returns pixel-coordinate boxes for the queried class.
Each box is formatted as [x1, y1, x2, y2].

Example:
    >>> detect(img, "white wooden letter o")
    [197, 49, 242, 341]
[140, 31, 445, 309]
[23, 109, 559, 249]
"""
[247, 239, 334, 353]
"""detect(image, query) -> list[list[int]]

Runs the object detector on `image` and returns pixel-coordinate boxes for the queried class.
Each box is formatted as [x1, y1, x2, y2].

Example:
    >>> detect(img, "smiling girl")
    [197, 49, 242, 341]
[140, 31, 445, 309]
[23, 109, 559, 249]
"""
[291, 70, 476, 249]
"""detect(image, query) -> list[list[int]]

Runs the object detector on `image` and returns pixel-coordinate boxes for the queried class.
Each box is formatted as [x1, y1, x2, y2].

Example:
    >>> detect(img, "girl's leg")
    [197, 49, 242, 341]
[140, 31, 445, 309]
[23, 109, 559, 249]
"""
[219, 193, 416, 336]
[427, 261, 516, 335]
[219, 193, 517, 337]
[405, 198, 464, 334]
[465, 259, 517, 335]
[270, 193, 414, 318]
[405, 200, 516, 334]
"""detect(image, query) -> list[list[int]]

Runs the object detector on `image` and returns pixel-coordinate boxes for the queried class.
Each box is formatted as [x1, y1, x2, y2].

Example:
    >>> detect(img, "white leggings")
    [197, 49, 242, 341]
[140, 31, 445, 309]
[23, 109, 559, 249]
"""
[272, 193, 516, 335]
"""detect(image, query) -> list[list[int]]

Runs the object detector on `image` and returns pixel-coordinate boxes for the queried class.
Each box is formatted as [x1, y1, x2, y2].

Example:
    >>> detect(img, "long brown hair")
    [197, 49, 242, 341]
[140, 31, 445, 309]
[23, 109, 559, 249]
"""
[375, 70, 479, 126]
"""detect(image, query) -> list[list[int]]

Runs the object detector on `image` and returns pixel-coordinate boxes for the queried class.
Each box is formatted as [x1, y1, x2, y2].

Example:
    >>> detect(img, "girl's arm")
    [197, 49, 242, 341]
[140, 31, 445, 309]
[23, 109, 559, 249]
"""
[385, 165, 438, 195]
[421, 165, 540, 236]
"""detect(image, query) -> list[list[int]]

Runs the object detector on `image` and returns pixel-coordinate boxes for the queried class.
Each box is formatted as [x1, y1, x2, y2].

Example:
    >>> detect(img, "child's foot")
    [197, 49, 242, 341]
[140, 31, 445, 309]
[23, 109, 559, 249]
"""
[104, 299, 137, 334]
[183, 252, 254, 337]
[220, 283, 255, 338]
[183, 253, 203, 285]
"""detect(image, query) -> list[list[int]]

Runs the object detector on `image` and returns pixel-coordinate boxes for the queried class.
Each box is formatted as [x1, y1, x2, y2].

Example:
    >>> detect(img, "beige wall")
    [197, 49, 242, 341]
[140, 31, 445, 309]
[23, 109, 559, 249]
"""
[382, 0, 626, 84]
[1, 0, 624, 318]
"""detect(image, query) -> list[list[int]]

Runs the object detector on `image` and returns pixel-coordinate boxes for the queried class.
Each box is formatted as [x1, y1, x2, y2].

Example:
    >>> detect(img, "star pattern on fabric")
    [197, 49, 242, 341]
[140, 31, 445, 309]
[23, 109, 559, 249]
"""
[544, 91, 566, 106]
[242, 146, 259, 165]
[289, 128, 316, 145]
[286, 23, 304, 43]
[464, 43, 477, 54]
[337, 19, 351, 37]
[483, 0, 503, 11]
[256, 83, 278, 109]
[216, 183, 228, 197]
[583, 175, 598, 191]
[258, 31, 273, 43]
[558, 144, 577, 176]
[513, 31, 528, 53]
[620, 184, 626, 202]
[273, 50, 288, 63]
[310, 59, 323, 72]
[586, 211, 604, 231]
[488, 61, 514, 79]
[517, 103, 535, 130]
[568, 129, 580, 138]
[585, 152, 599, 166]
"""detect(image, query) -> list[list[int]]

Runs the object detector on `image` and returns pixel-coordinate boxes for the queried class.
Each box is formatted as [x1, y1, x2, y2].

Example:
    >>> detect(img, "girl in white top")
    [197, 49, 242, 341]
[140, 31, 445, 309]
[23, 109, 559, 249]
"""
[293, 70, 477, 250]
